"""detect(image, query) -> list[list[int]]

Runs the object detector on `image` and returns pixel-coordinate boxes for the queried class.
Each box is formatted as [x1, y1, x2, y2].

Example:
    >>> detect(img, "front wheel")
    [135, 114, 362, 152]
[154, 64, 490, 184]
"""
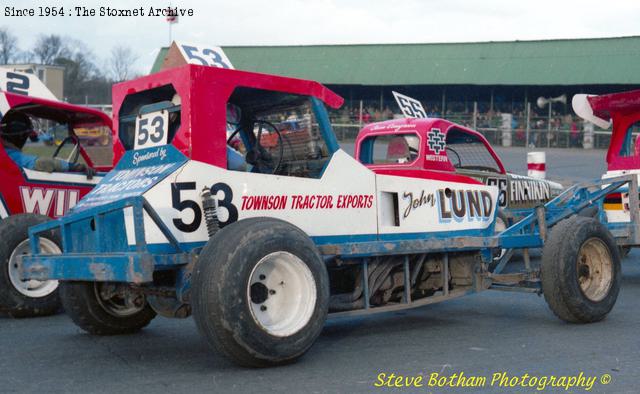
[541, 216, 621, 323]
[0, 214, 62, 317]
[60, 282, 156, 335]
[192, 218, 329, 367]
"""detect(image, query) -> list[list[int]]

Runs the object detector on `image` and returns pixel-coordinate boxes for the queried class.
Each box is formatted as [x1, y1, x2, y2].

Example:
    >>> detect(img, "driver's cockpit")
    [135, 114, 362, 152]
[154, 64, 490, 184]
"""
[445, 128, 502, 174]
[0, 105, 113, 174]
[224, 87, 333, 178]
[112, 64, 344, 176]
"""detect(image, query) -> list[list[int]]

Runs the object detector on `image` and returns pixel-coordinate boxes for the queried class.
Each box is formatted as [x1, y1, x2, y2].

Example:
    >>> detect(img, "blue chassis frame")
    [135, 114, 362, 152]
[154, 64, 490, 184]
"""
[21, 174, 639, 314]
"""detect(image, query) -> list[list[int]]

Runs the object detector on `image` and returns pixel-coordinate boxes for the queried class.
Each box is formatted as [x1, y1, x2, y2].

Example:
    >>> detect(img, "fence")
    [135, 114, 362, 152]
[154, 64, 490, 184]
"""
[328, 101, 614, 150]
[86, 102, 614, 150]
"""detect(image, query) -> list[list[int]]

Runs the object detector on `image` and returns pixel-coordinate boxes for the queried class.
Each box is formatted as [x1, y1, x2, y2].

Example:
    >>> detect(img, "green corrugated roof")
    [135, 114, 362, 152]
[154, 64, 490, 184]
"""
[151, 36, 640, 86]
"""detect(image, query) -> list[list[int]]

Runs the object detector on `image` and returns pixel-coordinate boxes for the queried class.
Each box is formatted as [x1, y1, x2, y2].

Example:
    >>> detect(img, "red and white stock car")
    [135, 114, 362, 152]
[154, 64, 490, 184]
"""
[21, 58, 624, 367]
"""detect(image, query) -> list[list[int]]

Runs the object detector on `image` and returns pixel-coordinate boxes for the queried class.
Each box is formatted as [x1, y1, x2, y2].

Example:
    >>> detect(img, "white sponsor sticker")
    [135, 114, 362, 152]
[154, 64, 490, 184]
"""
[135, 110, 169, 150]
[177, 43, 234, 69]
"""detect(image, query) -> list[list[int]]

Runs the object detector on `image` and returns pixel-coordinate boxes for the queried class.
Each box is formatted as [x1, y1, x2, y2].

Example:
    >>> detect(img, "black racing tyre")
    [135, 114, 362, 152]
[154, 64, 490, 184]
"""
[541, 216, 621, 323]
[0, 214, 62, 318]
[60, 281, 156, 335]
[192, 217, 329, 367]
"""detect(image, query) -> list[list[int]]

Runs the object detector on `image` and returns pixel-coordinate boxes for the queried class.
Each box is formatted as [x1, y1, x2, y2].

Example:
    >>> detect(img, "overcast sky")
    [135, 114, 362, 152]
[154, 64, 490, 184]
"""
[3, 0, 640, 74]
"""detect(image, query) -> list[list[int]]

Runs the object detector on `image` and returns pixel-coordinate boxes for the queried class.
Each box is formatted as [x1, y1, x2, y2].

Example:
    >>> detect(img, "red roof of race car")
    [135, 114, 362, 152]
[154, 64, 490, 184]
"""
[584, 89, 640, 171]
[2, 92, 112, 126]
[355, 117, 506, 175]
[588, 89, 640, 119]
[111, 64, 344, 167]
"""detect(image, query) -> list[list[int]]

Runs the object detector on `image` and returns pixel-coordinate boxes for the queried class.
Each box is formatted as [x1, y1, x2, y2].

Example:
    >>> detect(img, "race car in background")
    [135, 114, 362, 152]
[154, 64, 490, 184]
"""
[0, 69, 116, 317]
[574, 89, 640, 240]
[360, 93, 563, 239]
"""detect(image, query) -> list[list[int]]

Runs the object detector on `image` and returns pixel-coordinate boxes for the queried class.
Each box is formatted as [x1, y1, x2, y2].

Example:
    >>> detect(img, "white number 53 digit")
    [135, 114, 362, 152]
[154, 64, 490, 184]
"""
[135, 110, 169, 150]
[179, 44, 235, 69]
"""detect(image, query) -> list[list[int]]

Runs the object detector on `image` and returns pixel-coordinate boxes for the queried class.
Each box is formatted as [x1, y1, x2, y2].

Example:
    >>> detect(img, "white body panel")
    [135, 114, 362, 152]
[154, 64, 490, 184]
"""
[127, 149, 499, 247]
[376, 174, 497, 235]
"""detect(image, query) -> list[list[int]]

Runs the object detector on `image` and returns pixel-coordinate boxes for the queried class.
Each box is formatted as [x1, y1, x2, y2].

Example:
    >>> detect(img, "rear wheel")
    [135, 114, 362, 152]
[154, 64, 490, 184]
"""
[192, 218, 329, 367]
[541, 216, 621, 323]
[0, 214, 62, 317]
[60, 282, 156, 335]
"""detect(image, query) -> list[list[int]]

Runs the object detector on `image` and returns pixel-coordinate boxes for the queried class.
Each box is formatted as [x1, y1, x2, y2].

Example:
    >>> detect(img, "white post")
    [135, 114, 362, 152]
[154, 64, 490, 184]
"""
[525, 102, 531, 148]
[583, 122, 594, 149]
[473, 101, 478, 130]
[501, 113, 513, 147]
[527, 151, 546, 179]
[547, 103, 552, 148]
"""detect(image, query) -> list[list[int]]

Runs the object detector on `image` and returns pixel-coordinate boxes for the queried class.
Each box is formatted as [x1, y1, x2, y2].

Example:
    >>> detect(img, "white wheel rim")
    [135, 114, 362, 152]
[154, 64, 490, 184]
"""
[8, 238, 61, 298]
[247, 251, 317, 337]
[577, 237, 613, 302]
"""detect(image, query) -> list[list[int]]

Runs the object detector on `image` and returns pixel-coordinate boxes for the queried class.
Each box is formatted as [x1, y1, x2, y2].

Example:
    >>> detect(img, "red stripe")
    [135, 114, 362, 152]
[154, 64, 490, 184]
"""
[527, 163, 546, 171]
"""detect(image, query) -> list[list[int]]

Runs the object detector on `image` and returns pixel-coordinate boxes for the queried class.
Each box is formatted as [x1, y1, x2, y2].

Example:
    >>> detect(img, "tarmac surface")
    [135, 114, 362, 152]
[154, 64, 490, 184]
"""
[1, 147, 636, 394]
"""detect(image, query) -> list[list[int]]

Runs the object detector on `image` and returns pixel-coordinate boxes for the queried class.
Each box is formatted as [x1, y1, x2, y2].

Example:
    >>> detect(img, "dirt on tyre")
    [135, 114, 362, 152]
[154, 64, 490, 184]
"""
[541, 216, 621, 323]
[60, 281, 156, 335]
[0, 214, 62, 318]
[192, 217, 330, 368]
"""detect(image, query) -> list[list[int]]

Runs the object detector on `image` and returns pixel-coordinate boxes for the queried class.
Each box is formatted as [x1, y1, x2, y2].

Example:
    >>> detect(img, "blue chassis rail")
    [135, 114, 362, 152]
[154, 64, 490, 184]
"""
[25, 197, 191, 284]
[22, 175, 638, 289]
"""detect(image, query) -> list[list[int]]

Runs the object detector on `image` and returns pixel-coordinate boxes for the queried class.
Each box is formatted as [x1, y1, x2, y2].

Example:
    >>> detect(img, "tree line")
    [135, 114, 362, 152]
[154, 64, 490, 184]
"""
[0, 26, 139, 104]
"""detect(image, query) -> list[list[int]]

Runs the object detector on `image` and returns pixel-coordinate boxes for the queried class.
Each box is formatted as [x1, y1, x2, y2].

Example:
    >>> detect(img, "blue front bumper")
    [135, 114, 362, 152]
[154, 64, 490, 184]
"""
[21, 196, 191, 283]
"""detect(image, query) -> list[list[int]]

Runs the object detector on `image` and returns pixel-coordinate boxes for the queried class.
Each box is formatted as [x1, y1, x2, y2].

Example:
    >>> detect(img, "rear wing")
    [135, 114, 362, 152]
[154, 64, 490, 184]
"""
[572, 94, 611, 129]
[0, 68, 59, 101]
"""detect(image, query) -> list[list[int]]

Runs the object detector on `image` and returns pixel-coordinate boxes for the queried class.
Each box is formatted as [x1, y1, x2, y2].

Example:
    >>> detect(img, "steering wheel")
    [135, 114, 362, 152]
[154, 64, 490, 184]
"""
[446, 146, 461, 168]
[53, 136, 81, 165]
[228, 120, 284, 174]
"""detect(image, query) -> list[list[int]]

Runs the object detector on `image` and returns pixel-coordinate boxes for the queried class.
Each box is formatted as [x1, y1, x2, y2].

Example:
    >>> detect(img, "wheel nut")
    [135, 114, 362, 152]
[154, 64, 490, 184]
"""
[259, 274, 266, 280]
[260, 305, 267, 311]
[269, 289, 276, 295]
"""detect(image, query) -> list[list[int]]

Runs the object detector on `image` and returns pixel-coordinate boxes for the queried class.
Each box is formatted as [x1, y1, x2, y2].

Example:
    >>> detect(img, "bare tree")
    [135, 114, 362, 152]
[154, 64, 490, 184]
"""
[0, 27, 18, 64]
[14, 50, 34, 63]
[109, 45, 138, 82]
[33, 34, 68, 65]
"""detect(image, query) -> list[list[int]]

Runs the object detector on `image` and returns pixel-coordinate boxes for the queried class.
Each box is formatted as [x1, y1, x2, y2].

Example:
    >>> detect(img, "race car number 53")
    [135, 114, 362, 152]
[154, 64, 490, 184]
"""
[172, 181, 238, 232]
[179, 44, 234, 69]
[135, 110, 169, 149]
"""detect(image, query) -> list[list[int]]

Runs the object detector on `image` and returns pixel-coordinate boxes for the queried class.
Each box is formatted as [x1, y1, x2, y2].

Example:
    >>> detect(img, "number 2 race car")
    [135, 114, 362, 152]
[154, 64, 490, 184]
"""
[20, 58, 634, 367]
[0, 69, 115, 317]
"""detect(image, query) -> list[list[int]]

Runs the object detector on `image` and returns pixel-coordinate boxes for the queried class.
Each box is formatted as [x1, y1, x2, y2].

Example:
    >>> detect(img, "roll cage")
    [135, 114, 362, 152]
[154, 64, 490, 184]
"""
[111, 64, 343, 169]
[1, 92, 114, 171]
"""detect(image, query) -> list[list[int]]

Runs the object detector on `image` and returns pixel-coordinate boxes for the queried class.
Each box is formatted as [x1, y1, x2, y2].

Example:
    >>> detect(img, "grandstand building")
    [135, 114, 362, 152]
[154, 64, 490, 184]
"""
[151, 36, 640, 148]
